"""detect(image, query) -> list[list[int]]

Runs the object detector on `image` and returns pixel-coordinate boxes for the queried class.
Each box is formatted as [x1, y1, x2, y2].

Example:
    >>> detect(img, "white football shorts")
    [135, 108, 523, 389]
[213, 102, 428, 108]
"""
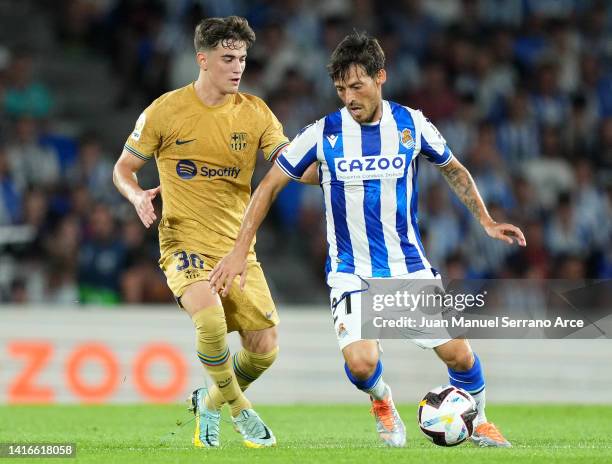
[327, 268, 452, 351]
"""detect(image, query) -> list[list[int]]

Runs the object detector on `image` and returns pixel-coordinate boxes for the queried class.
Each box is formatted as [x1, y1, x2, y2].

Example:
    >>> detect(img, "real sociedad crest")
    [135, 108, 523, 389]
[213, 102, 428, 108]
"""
[400, 128, 414, 149]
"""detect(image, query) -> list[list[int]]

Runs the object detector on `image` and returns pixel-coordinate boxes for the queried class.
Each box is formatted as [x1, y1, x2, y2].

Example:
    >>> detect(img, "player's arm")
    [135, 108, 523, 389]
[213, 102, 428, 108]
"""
[297, 162, 320, 185]
[113, 149, 160, 229]
[269, 152, 318, 185]
[437, 157, 526, 246]
[209, 164, 291, 295]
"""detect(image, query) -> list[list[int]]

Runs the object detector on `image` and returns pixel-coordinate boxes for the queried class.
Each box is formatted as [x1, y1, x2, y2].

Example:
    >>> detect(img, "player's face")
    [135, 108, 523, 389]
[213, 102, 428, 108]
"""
[198, 41, 247, 94]
[334, 65, 386, 123]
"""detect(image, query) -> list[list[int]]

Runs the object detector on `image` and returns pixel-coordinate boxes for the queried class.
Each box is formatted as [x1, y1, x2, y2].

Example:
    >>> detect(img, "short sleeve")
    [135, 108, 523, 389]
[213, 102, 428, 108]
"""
[258, 102, 290, 162]
[124, 100, 164, 162]
[275, 123, 318, 180]
[418, 111, 454, 166]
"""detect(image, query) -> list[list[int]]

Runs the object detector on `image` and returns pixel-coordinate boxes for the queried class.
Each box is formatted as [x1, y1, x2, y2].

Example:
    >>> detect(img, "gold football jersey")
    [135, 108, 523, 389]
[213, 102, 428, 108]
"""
[124, 83, 289, 259]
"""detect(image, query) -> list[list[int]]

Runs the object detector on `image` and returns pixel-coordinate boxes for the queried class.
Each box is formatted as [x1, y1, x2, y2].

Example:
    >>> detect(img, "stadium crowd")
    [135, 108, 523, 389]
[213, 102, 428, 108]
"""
[0, 0, 610, 304]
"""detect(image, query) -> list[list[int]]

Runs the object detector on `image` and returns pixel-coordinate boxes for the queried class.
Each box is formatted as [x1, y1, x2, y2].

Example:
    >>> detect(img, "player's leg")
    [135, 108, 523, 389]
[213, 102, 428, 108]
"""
[179, 280, 254, 447]
[181, 281, 252, 416]
[160, 251, 231, 447]
[342, 340, 386, 399]
[206, 326, 278, 407]
[342, 340, 405, 447]
[202, 261, 278, 447]
[230, 327, 279, 447]
[235, 326, 279, 390]
[330, 270, 406, 447]
[434, 338, 511, 447]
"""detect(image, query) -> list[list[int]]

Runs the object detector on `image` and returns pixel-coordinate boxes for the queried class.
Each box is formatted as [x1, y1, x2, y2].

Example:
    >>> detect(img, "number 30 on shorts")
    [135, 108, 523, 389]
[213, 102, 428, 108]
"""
[174, 251, 205, 271]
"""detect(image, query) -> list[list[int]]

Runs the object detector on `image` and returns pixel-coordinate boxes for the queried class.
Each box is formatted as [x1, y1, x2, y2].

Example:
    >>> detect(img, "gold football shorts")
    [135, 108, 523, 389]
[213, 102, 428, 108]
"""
[159, 249, 279, 332]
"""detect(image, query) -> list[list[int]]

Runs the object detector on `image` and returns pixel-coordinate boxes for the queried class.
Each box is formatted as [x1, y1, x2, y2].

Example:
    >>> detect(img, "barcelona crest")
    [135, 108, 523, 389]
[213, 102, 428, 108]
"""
[230, 132, 248, 151]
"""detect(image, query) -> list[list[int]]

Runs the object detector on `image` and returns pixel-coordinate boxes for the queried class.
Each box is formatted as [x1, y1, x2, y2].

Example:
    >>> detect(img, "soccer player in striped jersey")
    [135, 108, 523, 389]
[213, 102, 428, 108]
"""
[210, 31, 526, 448]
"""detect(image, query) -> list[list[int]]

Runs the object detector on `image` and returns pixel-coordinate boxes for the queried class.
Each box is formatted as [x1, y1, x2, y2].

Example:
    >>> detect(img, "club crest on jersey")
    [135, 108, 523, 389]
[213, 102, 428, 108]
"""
[131, 112, 146, 141]
[399, 128, 414, 149]
[230, 132, 247, 151]
[335, 154, 406, 181]
[337, 323, 348, 339]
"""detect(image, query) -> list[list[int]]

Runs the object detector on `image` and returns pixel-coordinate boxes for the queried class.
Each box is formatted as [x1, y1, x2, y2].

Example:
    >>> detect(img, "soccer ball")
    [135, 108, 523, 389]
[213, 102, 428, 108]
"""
[418, 385, 478, 446]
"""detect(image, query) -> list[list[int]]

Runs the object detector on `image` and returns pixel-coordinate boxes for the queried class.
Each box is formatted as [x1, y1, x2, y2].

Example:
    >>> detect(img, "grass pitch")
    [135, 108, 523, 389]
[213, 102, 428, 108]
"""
[1, 404, 610, 463]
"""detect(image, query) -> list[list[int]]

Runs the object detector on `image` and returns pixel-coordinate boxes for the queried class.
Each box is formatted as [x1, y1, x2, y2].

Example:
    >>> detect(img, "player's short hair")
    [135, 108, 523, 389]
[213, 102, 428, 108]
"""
[327, 31, 385, 82]
[194, 16, 255, 52]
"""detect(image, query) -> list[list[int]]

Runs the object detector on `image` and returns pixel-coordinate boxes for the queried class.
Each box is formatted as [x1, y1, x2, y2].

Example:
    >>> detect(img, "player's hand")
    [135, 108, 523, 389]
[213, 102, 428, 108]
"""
[483, 220, 526, 246]
[209, 250, 249, 297]
[132, 186, 160, 228]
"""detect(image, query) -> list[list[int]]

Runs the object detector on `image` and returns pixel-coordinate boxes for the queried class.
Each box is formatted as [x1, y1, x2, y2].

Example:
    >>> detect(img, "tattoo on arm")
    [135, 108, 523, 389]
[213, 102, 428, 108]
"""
[439, 161, 488, 223]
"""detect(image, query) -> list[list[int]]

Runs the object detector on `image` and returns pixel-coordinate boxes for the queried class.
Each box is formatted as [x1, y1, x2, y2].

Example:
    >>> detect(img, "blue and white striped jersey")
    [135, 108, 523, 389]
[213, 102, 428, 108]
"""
[276, 100, 454, 280]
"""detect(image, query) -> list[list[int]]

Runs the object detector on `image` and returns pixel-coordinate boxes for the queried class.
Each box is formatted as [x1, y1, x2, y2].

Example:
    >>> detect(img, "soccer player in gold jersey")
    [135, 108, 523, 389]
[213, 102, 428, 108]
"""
[113, 16, 306, 448]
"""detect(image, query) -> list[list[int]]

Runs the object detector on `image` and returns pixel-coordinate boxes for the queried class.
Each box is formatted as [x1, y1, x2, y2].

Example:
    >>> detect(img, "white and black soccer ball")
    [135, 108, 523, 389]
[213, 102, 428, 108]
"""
[417, 385, 478, 446]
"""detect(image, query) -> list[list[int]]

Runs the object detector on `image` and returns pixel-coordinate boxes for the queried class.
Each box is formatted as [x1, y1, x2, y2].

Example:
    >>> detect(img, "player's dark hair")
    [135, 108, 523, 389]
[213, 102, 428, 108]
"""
[194, 16, 255, 52]
[327, 31, 385, 82]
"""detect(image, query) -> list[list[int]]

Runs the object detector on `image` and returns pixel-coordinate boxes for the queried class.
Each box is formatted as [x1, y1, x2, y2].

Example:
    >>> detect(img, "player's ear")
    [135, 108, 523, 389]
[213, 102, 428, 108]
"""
[196, 51, 208, 71]
[376, 69, 387, 86]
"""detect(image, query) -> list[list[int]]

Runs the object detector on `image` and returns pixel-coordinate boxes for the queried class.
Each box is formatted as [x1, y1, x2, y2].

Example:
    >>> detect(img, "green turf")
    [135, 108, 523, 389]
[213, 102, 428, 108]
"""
[0, 404, 611, 463]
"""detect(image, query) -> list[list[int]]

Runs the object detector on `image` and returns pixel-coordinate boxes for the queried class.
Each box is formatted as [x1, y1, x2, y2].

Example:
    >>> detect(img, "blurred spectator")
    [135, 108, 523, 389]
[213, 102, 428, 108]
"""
[420, 185, 461, 267]
[22, 189, 49, 232]
[67, 132, 118, 204]
[522, 125, 573, 210]
[497, 90, 540, 167]
[251, 21, 301, 96]
[529, 60, 570, 127]
[513, 14, 549, 69]
[2, 49, 53, 118]
[120, 218, 170, 303]
[563, 93, 598, 159]
[167, 2, 207, 89]
[546, 192, 588, 257]
[408, 60, 459, 122]
[78, 203, 126, 304]
[472, 45, 516, 118]
[578, 53, 612, 119]
[378, 32, 419, 98]
[553, 254, 587, 280]
[281, 0, 321, 50]
[478, 0, 523, 27]
[548, 19, 581, 94]
[464, 122, 515, 211]
[43, 215, 80, 303]
[6, 117, 60, 192]
[508, 220, 551, 279]
[580, 2, 612, 63]
[439, 93, 478, 158]
[443, 252, 468, 280]
[54, 0, 108, 52]
[108, 0, 169, 108]
[383, 0, 439, 60]
[573, 159, 610, 249]
[597, 117, 612, 179]
[0, 146, 22, 224]
[510, 174, 541, 221]
[303, 15, 349, 106]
